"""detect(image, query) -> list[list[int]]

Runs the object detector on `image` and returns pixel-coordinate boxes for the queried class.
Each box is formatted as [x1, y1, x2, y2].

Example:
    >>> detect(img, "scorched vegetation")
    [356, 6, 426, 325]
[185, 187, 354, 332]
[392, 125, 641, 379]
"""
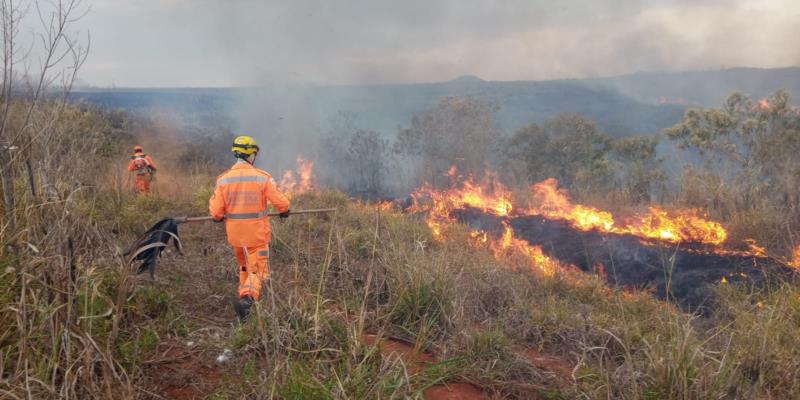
[2, 7, 800, 395]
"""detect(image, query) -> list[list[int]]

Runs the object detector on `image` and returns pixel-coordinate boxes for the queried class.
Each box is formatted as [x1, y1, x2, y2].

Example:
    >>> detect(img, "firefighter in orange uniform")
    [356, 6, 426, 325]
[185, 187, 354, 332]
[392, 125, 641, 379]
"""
[127, 145, 157, 194]
[209, 135, 290, 320]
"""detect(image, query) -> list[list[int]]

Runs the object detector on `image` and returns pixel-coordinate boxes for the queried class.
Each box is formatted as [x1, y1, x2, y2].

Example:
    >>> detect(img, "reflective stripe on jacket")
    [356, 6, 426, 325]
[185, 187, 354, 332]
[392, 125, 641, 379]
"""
[208, 161, 290, 247]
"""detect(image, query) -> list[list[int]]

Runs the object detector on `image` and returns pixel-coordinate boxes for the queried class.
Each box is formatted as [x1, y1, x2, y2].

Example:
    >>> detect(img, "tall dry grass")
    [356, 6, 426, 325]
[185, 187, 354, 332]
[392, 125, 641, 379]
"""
[245, 191, 800, 399]
[0, 102, 139, 398]
[3, 100, 800, 399]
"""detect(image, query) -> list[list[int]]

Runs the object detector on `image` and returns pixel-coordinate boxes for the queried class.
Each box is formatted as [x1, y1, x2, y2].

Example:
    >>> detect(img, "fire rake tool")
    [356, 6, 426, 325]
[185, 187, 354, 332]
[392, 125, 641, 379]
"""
[124, 208, 337, 278]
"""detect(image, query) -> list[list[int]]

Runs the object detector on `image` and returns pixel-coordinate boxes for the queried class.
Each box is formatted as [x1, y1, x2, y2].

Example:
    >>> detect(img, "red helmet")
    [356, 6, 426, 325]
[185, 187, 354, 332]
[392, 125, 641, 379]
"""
[133, 145, 143, 153]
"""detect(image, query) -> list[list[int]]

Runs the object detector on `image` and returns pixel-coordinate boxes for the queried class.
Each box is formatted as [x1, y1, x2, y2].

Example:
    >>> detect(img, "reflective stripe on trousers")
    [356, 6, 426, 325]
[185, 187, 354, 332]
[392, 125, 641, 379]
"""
[235, 245, 269, 300]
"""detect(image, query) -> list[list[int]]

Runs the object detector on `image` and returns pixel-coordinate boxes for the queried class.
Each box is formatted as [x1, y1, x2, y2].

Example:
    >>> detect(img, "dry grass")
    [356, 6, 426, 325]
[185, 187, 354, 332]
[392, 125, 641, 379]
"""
[5, 169, 800, 398]
[4, 104, 800, 399]
[171, 190, 797, 399]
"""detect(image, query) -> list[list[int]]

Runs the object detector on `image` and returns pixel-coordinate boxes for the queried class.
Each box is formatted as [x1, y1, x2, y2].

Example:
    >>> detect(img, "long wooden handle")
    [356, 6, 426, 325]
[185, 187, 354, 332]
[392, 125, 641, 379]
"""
[175, 208, 337, 224]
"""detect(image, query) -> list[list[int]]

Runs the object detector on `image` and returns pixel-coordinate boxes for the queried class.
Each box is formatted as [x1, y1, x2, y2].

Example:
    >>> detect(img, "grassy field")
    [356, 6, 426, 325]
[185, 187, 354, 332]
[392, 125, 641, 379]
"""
[4, 175, 800, 399]
[2, 100, 800, 399]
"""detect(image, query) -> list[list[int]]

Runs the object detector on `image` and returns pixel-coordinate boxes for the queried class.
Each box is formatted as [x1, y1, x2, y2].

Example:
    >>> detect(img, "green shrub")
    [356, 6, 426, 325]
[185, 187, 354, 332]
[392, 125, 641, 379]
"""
[389, 278, 451, 344]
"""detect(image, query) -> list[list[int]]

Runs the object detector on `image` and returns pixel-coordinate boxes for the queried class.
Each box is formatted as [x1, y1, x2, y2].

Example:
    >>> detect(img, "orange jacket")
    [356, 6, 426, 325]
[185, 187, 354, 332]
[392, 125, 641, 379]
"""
[209, 161, 290, 247]
[128, 153, 157, 175]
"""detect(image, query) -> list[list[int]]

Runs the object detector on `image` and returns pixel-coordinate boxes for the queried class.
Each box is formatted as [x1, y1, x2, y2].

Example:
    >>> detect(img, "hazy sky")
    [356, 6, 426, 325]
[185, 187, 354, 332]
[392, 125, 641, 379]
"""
[59, 0, 800, 87]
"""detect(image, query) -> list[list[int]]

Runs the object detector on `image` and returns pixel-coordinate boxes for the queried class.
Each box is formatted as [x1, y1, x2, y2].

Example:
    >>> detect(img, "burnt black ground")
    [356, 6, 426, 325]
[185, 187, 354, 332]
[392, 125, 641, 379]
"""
[454, 208, 797, 311]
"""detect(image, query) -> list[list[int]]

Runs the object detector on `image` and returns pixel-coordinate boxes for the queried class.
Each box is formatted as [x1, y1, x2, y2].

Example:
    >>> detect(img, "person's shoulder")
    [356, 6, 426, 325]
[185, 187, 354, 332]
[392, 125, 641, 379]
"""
[252, 168, 279, 185]
[252, 167, 273, 178]
[215, 167, 235, 182]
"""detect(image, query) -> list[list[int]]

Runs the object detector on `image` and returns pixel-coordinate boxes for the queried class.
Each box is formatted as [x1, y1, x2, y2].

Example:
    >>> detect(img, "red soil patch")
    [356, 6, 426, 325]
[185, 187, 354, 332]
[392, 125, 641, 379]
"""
[363, 334, 435, 374]
[164, 385, 205, 400]
[423, 383, 487, 400]
[363, 334, 489, 400]
[523, 347, 573, 379]
[143, 341, 227, 400]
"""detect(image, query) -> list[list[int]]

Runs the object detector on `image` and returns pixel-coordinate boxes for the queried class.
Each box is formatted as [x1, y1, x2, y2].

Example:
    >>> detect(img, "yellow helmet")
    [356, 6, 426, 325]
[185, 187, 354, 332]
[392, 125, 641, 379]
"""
[232, 135, 259, 155]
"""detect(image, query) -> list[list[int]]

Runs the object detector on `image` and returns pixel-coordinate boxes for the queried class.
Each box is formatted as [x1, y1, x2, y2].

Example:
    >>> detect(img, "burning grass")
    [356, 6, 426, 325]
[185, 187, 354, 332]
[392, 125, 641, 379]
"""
[279, 156, 317, 195]
[527, 178, 729, 246]
[5, 177, 800, 398]
[413, 173, 734, 251]
[408, 170, 799, 296]
[170, 189, 795, 399]
[4, 125, 800, 398]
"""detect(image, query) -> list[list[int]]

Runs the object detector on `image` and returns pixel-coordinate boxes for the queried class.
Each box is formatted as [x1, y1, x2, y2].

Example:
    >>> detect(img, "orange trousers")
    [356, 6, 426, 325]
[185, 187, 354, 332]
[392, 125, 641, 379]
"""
[233, 245, 269, 300]
[134, 174, 151, 194]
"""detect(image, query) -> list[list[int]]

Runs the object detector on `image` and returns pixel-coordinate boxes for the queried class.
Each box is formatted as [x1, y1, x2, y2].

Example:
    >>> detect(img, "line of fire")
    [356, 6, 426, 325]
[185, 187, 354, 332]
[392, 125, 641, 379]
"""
[271, 159, 800, 313]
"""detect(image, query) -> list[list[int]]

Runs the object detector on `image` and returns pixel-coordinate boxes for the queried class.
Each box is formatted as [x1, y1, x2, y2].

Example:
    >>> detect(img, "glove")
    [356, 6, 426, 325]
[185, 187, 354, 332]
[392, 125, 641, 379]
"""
[279, 210, 290, 219]
[213, 217, 225, 223]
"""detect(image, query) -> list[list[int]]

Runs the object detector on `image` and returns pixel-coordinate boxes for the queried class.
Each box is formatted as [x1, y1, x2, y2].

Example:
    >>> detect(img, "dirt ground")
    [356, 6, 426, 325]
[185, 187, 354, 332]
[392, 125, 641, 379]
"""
[132, 219, 571, 399]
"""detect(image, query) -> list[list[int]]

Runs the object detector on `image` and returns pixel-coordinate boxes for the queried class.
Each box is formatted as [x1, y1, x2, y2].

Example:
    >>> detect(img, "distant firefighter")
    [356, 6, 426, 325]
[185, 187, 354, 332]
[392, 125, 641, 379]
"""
[127, 145, 157, 194]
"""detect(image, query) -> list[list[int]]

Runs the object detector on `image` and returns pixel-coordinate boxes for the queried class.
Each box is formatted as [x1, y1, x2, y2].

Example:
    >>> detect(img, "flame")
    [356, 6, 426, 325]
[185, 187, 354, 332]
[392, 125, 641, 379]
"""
[744, 239, 766, 257]
[525, 179, 727, 246]
[788, 245, 800, 270]
[407, 170, 566, 276]
[489, 222, 559, 276]
[407, 171, 769, 279]
[622, 206, 727, 246]
[593, 263, 607, 280]
[280, 157, 316, 194]
[528, 178, 615, 231]
[498, 222, 513, 249]
[410, 169, 512, 239]
[469, 229, 488, 245]
[411, 169, 511, 217]
[373, 200, 395, 212]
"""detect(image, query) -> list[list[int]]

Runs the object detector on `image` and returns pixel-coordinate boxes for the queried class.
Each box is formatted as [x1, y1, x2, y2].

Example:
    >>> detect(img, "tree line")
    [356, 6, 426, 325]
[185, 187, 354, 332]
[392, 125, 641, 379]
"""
[317, 90, 800, 251]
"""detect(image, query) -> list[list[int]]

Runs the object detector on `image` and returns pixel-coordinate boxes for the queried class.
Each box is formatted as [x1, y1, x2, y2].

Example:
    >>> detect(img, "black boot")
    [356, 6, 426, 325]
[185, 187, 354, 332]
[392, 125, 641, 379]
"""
[234, 295, 255, 322]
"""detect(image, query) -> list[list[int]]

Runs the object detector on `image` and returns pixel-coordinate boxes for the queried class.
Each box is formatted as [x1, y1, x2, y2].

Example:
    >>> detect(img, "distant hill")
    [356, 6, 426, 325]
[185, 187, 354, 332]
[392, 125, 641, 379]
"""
[71, 67, 800, 138]
[588, 67, 800, 106]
